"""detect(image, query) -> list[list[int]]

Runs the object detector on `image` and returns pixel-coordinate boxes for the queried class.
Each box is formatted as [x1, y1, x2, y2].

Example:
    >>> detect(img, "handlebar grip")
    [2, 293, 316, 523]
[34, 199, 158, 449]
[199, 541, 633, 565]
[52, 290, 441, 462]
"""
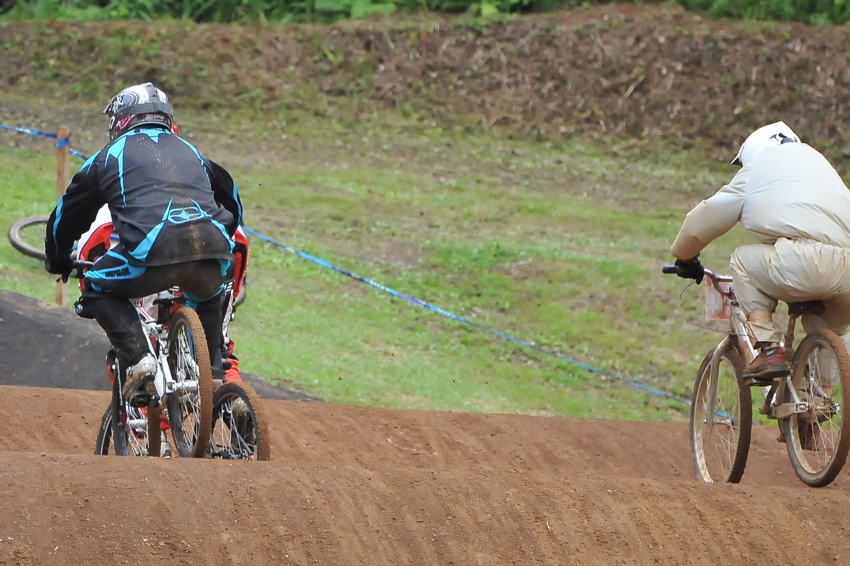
[661, 265, 678, 274]
[62, 260, 95, 281]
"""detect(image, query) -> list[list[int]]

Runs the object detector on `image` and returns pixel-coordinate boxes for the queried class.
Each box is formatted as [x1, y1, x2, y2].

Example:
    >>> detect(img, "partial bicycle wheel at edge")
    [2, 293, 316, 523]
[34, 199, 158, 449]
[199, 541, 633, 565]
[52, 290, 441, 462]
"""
[784, 329, 850, 487]
[8, 215, 49, 260]
[690, 346, 752, 483]
[210, 381, 270, 461]
[166, 306, 213, 458]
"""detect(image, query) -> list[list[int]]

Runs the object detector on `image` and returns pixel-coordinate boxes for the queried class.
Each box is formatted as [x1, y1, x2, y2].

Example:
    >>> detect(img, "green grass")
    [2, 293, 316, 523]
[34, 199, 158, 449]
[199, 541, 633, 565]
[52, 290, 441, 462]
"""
[0, 105, 748, 422]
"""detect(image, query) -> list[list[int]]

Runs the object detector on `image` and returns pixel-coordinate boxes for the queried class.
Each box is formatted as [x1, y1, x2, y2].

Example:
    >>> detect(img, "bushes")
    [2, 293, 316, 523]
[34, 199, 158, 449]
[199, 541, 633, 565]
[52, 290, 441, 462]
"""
[5, 0, 850, 24]
[678, 0, 850, 24]
[0, 0, 569, 21]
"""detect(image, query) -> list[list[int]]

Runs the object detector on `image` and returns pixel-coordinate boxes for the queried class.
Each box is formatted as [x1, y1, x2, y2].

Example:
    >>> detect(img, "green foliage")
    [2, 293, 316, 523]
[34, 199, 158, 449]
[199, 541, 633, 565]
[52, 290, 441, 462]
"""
[678, 0, 850, 24]
[6, 0, 850, 23]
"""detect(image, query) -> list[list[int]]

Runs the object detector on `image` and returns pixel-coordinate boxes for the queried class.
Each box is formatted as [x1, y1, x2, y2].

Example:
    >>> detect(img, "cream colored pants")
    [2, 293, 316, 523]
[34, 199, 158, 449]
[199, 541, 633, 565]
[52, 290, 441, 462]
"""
[729, 238, 850, 348]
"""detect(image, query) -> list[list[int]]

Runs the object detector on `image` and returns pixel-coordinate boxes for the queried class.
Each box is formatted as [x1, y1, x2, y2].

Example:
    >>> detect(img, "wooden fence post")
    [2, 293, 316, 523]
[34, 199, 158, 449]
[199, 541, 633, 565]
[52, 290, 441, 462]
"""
[56, 125, 70, 307]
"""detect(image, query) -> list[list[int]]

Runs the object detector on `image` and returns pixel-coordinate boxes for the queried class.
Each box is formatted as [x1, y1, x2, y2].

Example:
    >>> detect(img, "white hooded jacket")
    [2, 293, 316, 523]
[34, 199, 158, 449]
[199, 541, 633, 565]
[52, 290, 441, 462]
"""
[671, 143, 850, 260]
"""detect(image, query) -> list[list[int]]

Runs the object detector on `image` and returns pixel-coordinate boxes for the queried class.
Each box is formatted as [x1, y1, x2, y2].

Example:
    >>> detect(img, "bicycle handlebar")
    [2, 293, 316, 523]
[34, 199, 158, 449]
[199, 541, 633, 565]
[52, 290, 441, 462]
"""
[58, 259, 95, 282]
[662, 264, 731, 295]
[661, 264, 719, 279]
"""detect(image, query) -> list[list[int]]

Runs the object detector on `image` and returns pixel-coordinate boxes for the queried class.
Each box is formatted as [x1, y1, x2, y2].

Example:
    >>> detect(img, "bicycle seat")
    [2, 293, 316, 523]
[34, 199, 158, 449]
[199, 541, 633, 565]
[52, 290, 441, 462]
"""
[787, 301, 825, 316]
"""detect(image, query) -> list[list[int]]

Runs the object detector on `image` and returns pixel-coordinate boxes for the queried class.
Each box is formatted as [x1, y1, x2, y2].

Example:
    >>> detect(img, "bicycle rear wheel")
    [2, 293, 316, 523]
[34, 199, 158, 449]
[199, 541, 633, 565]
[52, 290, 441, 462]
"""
[166, 307, 213, 458]
[8, 215, 49, 260]
[95, 350, 161, 457]
[94, 403, 161, 457]
[690, 345, 752, 483]
[209, 381, 270, 461]
[783, 330, 850, 487]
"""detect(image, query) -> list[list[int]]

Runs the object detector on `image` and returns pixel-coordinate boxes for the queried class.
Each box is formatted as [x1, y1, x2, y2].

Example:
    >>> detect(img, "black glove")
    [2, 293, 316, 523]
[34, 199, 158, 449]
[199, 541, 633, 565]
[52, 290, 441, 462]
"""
[44, 254, 74, 281]
[674, 255, 704, 285]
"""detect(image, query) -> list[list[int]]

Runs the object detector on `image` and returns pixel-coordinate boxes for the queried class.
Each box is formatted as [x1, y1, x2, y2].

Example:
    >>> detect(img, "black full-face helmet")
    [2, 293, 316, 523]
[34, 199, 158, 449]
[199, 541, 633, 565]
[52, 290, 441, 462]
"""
[103, 82, 174, 141]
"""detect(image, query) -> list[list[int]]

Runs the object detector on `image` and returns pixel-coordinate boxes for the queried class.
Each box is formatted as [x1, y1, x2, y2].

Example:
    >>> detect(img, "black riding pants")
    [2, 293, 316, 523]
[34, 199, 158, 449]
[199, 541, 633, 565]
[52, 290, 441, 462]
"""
[77, 254, 231, 379]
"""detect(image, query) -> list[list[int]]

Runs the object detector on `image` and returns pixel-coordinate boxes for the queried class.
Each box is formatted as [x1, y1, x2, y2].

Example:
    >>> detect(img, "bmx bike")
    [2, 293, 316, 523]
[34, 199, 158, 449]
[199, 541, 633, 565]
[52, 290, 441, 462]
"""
[90, 279, 214, 459]
[664, 264, 850, 487]
[12, 218, 267, 460]
[89, 278, 270, 461]
[94, 346, 271, 460]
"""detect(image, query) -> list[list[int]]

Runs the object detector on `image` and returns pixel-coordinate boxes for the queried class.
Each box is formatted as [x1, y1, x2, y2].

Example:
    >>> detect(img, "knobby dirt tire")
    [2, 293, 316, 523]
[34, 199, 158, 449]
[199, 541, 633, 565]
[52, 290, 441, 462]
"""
[690, 346, 752, 483]
[784, 330, 850, 487]
[166, 307, 213, 458]
[94, 403, 116, 456]
[210, 381, 270, 461]
[8, 215, 49, 261]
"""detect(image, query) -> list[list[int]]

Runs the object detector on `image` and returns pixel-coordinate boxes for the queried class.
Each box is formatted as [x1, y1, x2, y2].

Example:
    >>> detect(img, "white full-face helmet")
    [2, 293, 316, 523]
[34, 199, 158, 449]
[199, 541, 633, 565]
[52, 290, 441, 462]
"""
[731, 121, 800, 167]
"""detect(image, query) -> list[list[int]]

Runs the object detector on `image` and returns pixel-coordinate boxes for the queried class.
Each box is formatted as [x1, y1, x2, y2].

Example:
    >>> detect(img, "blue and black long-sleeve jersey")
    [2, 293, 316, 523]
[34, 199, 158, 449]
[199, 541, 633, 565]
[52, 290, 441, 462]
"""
[45, 126, 242, 267]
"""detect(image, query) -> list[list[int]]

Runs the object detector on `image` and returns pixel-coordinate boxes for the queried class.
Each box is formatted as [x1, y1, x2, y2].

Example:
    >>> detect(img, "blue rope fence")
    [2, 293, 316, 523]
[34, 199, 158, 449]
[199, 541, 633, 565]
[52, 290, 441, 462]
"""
[3, 121, 691, 407]
[0, 124, 88, 159]
[242, 227, 692, 406]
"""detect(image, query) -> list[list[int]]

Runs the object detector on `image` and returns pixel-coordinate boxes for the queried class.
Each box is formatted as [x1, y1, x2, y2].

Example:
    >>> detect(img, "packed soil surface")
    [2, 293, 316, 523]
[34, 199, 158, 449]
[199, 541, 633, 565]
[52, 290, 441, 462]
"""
[3, 288, 850, 565]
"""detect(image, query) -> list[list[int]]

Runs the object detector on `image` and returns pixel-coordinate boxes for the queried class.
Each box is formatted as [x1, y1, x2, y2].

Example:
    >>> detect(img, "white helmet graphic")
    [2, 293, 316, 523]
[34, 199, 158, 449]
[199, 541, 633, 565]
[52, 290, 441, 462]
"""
[731, 121, 800, 167]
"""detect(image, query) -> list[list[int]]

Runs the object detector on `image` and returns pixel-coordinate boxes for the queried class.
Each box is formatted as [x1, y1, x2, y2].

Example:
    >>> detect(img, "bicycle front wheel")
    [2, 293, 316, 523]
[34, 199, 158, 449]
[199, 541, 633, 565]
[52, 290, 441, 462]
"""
[209, 381, 270, 461]
[784, 330, 850, 487]
[166, 307, 213, 458]
[690, 346, 752, 483]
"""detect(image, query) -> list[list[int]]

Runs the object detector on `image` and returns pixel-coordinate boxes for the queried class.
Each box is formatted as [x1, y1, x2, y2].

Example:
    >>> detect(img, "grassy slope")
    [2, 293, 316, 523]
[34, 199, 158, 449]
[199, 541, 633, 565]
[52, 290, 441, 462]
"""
[0, 9, 784, 422]
[0, 100, 750, 423]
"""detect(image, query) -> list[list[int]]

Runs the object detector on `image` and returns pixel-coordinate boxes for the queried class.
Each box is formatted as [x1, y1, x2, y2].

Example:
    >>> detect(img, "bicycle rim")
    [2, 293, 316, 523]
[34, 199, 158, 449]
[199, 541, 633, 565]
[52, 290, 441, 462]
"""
[166, 307, 212, 458]
[690, 347, 752, 483]
[784, 330, 850, 487]
[210, 381, 270, 461]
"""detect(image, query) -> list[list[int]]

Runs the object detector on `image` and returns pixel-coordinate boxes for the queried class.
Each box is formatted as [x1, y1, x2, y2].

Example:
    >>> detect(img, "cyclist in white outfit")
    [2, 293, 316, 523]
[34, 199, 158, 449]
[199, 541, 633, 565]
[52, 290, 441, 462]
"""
[670, 121, 850, 382]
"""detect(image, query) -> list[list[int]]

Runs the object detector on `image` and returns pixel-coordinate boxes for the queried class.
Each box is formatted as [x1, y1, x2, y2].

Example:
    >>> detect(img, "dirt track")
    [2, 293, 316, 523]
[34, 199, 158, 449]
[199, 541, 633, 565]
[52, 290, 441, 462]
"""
[2, 290, 850, 565]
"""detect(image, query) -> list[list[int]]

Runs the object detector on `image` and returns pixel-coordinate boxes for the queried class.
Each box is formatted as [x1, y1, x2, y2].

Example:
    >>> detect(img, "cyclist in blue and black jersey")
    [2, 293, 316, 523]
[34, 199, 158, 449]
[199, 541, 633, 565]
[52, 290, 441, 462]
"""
[44, 83, 243, 403]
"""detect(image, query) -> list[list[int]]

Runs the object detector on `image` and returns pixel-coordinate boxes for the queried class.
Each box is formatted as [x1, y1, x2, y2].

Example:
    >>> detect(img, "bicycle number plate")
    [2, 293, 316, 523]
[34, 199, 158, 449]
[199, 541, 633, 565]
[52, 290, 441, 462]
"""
[705, 274, 733, 320]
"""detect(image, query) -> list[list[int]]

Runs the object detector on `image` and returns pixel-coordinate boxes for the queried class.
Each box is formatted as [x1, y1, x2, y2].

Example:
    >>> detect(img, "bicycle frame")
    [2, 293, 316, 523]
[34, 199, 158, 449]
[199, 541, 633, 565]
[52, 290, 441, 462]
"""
[703, 270, 811, 423]
[704, 271, 756, 362]
[134, 292, 194, 399]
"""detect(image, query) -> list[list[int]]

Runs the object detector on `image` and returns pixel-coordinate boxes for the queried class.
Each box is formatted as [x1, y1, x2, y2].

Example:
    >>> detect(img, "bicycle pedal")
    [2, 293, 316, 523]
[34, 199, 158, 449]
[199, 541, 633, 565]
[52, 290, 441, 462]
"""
[127, 392, 154, 409]
[743, 376, 777, 387]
